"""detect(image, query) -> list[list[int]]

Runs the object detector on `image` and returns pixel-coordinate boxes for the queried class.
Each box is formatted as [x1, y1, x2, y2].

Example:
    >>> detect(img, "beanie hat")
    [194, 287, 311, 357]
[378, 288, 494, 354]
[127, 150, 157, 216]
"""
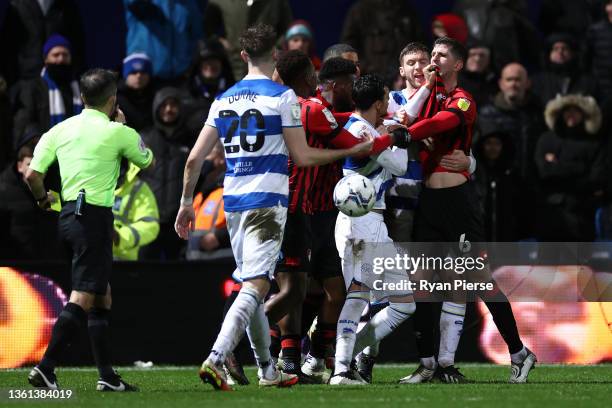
[285, 22, 313, 41]
[43, 34, 71, 59]
[122, 53, 153, 78]
[433, 14, 468, 45]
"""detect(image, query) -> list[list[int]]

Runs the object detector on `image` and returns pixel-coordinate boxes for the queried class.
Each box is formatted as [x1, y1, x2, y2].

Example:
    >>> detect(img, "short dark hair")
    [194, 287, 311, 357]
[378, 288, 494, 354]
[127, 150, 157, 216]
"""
[79, 68, 118, 108]
[239, 23, 277, 60]
[434, 36, 468, 64]
[319, 57, 357, 82]
[275, 50, 313, 87]
[399, 42, 429, 64]
[17, 144, 34, 161]
[352, 74, 385, 110]
[323, 43, 357, 62]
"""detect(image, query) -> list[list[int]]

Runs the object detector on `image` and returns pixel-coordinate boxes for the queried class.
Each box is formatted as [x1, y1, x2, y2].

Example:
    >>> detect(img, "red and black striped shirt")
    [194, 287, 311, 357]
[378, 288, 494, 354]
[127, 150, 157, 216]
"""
[288, 94, 347, 214]
[409, 85, 477, 179]
[289, 91, 393, 213]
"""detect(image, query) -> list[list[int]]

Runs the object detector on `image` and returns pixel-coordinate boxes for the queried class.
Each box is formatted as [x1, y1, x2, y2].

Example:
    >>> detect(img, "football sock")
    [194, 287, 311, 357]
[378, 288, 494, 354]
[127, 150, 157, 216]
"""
[39, 302, 87, 374]
[223, 286, 241, 318]
[280, 334, 301, 372]
[246, 302, 275, 379]
[438, 302, 466, 368]
[479, 282, 524, 355]
[88, 308, 115, 379]
[269, 325, 281, 359]
[412, 302, 436, 362]
[310, 321, 336, 359]
[334, 291, 368, 375]
[352, 302, 415, 358]
[208, 286, 260, 367]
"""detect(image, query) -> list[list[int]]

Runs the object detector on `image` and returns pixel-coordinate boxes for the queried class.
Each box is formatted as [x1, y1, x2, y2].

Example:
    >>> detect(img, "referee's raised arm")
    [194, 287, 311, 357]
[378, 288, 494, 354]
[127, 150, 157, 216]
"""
[23, 68, 151, 392]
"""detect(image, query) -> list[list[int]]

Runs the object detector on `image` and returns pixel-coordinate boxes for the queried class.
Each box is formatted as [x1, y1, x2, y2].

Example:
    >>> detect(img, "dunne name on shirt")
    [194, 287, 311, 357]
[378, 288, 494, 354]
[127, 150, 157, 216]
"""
[228, 90, 258, 104]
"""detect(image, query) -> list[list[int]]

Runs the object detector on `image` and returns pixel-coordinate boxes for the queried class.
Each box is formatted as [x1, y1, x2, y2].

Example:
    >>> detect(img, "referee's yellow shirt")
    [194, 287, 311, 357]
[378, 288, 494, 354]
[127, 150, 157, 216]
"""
[29, 108, 154, 207]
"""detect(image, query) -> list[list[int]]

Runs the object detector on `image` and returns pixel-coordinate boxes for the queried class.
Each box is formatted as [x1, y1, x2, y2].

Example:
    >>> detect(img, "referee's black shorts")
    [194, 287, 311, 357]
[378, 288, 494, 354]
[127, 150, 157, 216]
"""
[414, 181, 485, 245]
[58, 201, 113, 295]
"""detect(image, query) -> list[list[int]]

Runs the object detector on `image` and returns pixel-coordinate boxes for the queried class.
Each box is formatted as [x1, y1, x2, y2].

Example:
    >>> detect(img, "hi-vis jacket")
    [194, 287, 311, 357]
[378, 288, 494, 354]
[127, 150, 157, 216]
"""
[113, 163, 160, 260]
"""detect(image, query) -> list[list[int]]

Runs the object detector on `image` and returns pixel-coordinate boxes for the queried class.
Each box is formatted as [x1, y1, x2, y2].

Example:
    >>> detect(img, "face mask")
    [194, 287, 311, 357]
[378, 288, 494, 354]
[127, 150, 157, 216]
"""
[46, 64, 73, 84]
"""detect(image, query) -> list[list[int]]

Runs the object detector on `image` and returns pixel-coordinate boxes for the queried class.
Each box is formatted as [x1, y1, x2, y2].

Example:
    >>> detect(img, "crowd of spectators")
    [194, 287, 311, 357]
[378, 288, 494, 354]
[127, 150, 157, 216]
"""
[1, 0, 612, 261]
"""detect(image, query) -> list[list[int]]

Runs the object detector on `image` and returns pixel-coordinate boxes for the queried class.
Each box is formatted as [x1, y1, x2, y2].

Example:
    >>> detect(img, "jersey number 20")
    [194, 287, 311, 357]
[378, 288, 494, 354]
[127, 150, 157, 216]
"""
[219, 109, 265, 153]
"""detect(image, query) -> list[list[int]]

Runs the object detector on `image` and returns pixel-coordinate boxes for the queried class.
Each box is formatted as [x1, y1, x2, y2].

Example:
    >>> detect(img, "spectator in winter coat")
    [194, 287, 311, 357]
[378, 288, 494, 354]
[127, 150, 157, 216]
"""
[584, 0, 612, 102]
[117, 53, 156, 132]
[139, 87, 194, 259]
[0, 0, 85, 87]
[459, 41, 497, 108]
[532, 33, 599, 105]
[0, 127, 61, 260]
[13, 34, 83, 142]
[479, 63, 546, 183]
[535, 94, 604, 241]
[341, 0, 424, 75]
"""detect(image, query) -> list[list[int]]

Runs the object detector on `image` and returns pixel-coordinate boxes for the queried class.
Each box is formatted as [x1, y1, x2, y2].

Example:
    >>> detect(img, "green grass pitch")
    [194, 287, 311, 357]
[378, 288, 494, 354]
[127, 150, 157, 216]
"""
[1, 364, 611, 408]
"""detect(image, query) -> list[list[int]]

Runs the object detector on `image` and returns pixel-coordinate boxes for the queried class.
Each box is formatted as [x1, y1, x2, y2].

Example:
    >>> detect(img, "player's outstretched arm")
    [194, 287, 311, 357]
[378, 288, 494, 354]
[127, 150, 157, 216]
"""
[407, 110, 462, 141]
[283, 126, 373, 167]
[329, 127, 394, 155]
[175, 124, 219, 240]
[376, 147, 408, 176]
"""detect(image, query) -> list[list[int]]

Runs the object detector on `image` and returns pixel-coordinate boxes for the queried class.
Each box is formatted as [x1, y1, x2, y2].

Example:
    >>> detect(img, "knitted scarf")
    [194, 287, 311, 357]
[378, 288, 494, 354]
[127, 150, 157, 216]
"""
[41, 67, 83, 126]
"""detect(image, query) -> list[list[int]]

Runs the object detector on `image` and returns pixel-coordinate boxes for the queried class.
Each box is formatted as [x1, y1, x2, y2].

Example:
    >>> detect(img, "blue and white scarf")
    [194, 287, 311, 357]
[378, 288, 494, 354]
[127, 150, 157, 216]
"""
[41, 67, 83, 126]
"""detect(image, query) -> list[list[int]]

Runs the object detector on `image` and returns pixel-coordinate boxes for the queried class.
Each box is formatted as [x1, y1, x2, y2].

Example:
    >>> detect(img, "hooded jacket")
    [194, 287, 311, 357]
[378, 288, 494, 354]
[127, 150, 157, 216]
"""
[532, 33, 599, 104]
[186, 37, 235, 103]
[473, 131, 529, 240]
[139, 87, 192, 224]
[113, 163, 160, 260]
[535, 94, 605, 240]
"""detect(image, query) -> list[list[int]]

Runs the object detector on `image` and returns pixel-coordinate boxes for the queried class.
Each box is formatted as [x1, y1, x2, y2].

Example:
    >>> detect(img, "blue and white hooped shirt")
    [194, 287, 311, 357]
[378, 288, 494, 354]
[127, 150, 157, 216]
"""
[342, 114, 407, 210]
[205, 74, 302, 212]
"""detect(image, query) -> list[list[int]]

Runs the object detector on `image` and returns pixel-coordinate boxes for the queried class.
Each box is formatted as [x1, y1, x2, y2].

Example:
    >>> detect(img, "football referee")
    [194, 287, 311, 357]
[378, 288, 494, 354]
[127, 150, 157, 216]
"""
[25, 68, 154, 391]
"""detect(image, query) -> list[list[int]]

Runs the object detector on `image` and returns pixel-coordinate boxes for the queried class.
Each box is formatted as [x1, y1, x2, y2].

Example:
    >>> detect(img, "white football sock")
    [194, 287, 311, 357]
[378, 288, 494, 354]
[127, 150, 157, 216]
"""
[438, 302, 466, 368]
[352, 302, 415, 359]
[246, 302, 275, 379]
[357, 317, 380, 357]
[208, 286, 260, 367]
[334, 291, 368, 375]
